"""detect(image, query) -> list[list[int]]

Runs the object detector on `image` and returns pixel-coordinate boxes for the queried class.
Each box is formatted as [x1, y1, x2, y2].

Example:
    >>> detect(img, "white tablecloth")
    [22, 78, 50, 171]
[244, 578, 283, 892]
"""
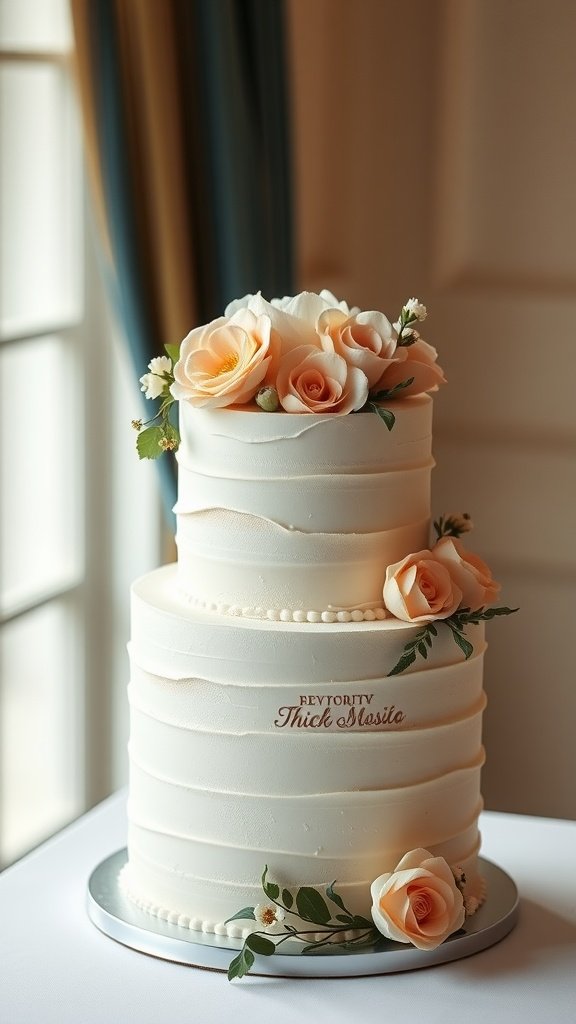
[1, 793, 575, 1023]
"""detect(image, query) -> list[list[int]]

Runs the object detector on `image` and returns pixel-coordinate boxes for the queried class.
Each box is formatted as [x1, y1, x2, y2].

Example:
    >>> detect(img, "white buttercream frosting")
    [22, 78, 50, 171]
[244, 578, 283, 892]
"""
[174, 397, 433, 616]
[125, 566, 487, 930]
[125, 391, 491, 935]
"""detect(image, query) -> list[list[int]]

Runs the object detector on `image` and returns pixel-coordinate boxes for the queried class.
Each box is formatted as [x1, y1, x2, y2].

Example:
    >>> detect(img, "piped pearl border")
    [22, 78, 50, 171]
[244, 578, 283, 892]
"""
[119, 865, 253, 938]
[180, 592, 388, 624]
[119, 865, 359, 941]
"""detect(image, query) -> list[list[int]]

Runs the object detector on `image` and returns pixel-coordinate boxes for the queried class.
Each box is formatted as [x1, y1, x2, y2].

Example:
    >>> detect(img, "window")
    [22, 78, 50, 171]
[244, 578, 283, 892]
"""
[0, 0, 162, 868]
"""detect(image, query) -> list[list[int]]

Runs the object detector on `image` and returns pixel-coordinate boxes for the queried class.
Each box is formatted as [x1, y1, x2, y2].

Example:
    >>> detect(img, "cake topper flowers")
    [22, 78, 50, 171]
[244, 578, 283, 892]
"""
[132, 291, 445, 458]
[386, 514, 518, 675]
[225, 852, 476, 981]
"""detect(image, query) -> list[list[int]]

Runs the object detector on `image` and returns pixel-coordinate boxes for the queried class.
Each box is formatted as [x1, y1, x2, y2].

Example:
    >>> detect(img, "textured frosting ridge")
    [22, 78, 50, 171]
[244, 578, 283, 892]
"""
[174, 397, 433, 616]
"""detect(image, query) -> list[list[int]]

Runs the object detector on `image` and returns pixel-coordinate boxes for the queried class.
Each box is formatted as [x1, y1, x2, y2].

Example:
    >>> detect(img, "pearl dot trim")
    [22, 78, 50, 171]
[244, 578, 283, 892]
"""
[180, 591, 388, 624]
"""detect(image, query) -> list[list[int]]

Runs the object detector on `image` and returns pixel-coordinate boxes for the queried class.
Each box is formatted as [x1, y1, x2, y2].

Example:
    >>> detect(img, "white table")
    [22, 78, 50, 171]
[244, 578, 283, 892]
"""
[1, 793, 575, 1024]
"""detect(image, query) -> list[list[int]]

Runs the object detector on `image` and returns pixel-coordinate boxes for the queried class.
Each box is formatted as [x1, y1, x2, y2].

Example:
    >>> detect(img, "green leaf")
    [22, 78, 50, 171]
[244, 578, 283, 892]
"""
[388, 647, 417, 676]
[295, 887, 332, 925]
[136, 425, 164, 460]
[335, 914, 355, 925]
[245, 933, 276, 956]
[371, 377, 415, 401]
[227, 946, 255, 981]
[350, 915, 374, 928]
[374, 406, 395, 431]
[447, 625, 474, 660]
[417, 641, 428, 659]
[282, 888, 294, 910]
[224, 907, 256, 924]
[325, 881, 349, 916]
[164, 342, 180, 364]
[261, 865, 280, 901]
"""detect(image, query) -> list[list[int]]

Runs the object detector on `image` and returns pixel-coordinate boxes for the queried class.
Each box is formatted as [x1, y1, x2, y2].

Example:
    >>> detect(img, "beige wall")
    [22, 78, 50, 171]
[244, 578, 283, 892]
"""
[288, 0, 576, 819]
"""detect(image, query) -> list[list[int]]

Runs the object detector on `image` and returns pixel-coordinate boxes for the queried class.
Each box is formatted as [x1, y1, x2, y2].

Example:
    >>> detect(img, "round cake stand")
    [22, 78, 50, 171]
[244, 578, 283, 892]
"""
[87, 850, 519, 978]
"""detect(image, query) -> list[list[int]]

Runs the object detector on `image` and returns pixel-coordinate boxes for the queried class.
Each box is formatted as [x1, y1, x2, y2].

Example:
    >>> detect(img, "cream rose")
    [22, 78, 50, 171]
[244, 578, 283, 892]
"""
[225, 291, 323, 352]
[433, 537, 501, 609]
[276, 340, 369, 414]
[170, 308, 278, 408]
[318, 308, 398, 388]
[373, 337, 446, 397]
[383, 549, 462, 622]
[371, 849, 465, 950]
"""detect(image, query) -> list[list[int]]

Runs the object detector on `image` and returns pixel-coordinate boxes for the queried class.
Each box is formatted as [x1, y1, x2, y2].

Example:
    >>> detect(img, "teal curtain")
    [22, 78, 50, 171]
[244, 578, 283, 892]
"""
[72, 0, 294, 518]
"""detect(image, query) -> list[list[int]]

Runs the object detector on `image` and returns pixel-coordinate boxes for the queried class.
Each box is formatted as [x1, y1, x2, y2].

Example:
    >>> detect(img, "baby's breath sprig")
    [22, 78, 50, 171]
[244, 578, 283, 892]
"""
[395, 297, 427, 347]
[133, 345, 180, 459]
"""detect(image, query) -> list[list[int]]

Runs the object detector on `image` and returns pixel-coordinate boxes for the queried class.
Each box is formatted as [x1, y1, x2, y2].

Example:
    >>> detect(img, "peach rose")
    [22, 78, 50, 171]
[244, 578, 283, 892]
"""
[372, 337, 446, 397]
[433, 536, 501, 609]
[383, 549, 462, 622]
[371, 849, 465, 950]
[170, 308, 278, 408]
[276, 340, 369, 414]
[317, 308, 398, 388]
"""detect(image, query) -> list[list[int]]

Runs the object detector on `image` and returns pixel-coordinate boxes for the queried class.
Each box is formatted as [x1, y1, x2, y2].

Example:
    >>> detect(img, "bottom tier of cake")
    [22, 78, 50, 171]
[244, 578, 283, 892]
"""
[123, 565, 488, 936]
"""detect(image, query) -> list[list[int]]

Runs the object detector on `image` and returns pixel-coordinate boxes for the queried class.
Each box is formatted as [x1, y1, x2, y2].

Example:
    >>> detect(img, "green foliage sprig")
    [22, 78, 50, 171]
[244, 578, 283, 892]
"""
[365, 377, 415, 430]
[433, 513, 473, 539]
[225, 867, 387, 981]
[388, 606, 518, 676]
[133, 344, 180, 459]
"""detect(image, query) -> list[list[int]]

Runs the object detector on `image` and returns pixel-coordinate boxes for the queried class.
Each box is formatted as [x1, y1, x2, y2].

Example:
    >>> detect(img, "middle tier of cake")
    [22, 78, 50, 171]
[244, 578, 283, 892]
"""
[174, 396, 433, 618]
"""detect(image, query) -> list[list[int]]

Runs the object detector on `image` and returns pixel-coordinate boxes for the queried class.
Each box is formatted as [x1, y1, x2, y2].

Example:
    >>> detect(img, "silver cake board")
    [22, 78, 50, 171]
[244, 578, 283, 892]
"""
[87, 850, 519, 978]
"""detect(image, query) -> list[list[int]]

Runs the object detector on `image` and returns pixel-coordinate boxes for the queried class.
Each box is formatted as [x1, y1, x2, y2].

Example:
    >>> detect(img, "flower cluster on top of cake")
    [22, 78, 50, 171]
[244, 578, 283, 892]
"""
[133, 290, 444, 458]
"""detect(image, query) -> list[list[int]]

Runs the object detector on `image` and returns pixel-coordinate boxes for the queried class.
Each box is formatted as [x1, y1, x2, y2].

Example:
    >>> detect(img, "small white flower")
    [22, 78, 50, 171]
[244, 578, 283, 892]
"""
[148, 355, 172, 376]
[139, 372, 166, 400]
[404, 298, 427, 322]
[254, 903, 285, 930]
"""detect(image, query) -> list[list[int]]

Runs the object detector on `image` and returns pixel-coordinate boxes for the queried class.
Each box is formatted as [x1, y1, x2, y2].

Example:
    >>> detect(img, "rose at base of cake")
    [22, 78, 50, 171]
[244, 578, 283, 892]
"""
[123, 565, 487, 937]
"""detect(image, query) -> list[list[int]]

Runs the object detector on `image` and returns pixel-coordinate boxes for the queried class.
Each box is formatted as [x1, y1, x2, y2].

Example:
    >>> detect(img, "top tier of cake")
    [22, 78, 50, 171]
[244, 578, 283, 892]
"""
[174, 395, 434, 618]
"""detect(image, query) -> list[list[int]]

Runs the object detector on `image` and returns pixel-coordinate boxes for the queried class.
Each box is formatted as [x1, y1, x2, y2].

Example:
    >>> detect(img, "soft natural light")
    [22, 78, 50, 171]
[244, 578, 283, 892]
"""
[0, 0, 72, 52]
[0, 62, 81, 339]
[0, 0, 163, 868]
[0, 335, 82, 613]
[0, 599, 79, 864]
